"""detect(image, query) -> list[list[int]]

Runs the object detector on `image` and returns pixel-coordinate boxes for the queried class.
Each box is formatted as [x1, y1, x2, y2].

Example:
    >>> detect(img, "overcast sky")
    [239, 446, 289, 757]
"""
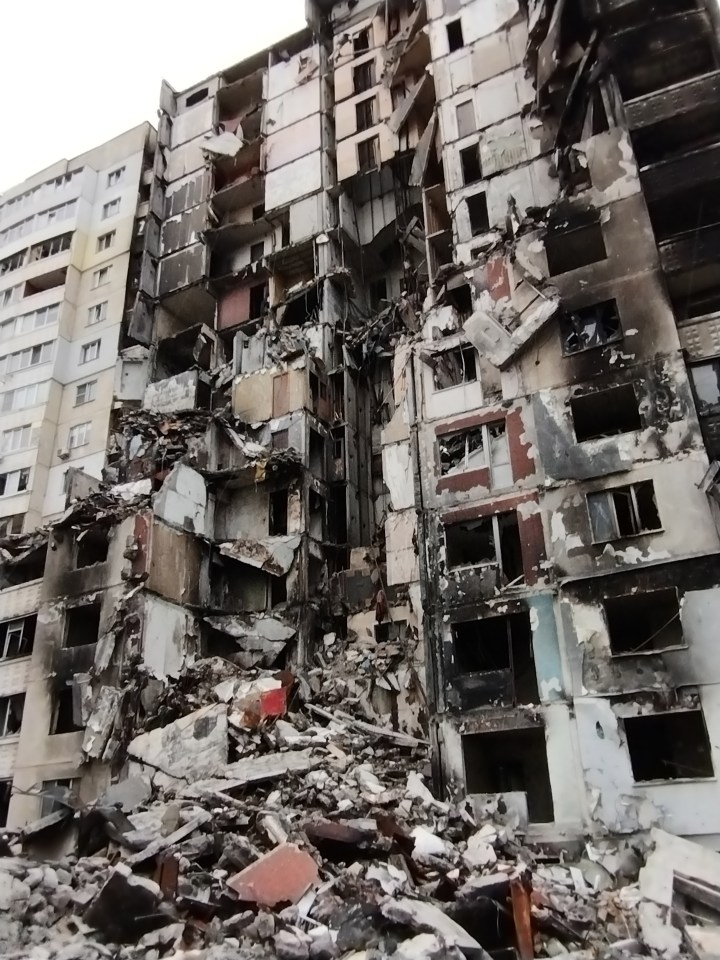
[0, 0, 307, 193]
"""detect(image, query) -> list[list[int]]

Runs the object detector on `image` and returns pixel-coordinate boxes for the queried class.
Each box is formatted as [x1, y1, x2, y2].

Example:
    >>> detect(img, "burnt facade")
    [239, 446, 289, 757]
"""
[2, 0, 720, 844]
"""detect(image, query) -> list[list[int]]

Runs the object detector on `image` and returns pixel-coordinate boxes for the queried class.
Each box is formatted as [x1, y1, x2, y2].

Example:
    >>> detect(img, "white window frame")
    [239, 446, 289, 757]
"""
[80, 340, 101, 364]
[0, 617, 33, 660]
[97, 230, 115, 252]
[68, 422, 91, 449]
[107, 167, 125, 188]
[102, 198, 121, 219]
[88, 301, 108, 325]
[92, 267, 111, 288]
[75, 381, 97, 406]
[0, 695, 23, 738]
[1, 424, 36, 453]
[587, 482, 662, 543]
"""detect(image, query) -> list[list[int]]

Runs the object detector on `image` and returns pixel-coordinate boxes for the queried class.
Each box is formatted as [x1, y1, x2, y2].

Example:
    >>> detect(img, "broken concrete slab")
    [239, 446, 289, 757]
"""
[382, 899, 492, 959]
[84, 864, 163, 942]
[226, 843, 319, 907]
[219, 535, 301, 576]
[82, 685, 122, 760]
[223, 747, 317, 785]
[127, 703, 228, 788]
[99, 776, 152, 813]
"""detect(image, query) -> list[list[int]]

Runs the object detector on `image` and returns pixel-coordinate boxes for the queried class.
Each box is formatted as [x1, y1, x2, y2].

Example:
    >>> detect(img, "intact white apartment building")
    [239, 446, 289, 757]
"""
[0, 123, 156, 532]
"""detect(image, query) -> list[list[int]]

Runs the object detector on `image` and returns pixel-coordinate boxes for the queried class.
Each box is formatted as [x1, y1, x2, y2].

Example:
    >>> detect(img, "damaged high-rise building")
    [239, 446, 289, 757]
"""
[3, 0, 720, 848]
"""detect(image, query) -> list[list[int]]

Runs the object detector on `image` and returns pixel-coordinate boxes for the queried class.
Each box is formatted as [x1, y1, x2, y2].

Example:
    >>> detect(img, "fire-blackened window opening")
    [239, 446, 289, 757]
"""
[546, 212, 607, 276]
[588, 481, 661, 542]
[624, 710, 714, 782]
[447, 282, 472, 320]
[0, 615, 36, 660]
[0, 694, 24, 737]
[460, 145, 482, 185]
[561, 300, 622, 355]
[0, 779, 10, 826]
[439, 421, 511, 487]
[462, 727, 554, 823]
[309, 489, 325, 540]
[571, 384, 641, 441]
[269, 490, 288, 536]
[64, 603, 101, 648]
[467, 192, 489, 236]
[353, 60, 375, 95]
[432, 344, 477, 390]
[604, 588, 682, 655]
[358, 136, 379, 174]
[76, 527, 110, 567]
[249, 283, 268, 320]
[271, 575, 287, 607]
[50, 688, 82, 734]
[309, 429, 325, 476]
[453, 612, 538, 705]
[353, 28, 370, 54]
[356, 96, 376, 133]
[2, 543, 47, 586]
[445, 511, 523, 582]
[281, 283, 322, 326]
[446, 18, 464, 52]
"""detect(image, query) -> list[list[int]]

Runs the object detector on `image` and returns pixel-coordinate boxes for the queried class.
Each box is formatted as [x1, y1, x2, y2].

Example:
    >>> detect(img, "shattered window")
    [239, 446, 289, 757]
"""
[560, 300, 622, 355]
[353, 60, 375, 96]
[439, 421, 511, 486]
[40, 778, 79, 818]
[357, 136, 379, 174]
[446, 18, 464, 52]
[355, 96, 376, 133]
[467, 192, 489, 236]
[546, 214, 607, 276]
[691, 361, 720, 415]
[445, 510, 523, 581]
[587, 481, 661, 542]
[460, 145, 482, 186]
[604, 589, 683, 655]
[0, 694, 24, 737]
[570, 383, 641, 441]
[0, 779, 10, 826]
[432, 344, 477, 391]
[0, 616, 35, 660]
[353, 28, 370, 54]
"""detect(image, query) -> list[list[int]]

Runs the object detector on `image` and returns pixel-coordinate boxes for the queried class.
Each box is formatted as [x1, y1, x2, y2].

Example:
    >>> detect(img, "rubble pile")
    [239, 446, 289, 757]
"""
[2, 655, 708, 960]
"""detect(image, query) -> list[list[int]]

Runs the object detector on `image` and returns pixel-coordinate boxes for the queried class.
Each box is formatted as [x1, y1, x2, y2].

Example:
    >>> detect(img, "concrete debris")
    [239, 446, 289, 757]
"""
[226, 843, 319, 907]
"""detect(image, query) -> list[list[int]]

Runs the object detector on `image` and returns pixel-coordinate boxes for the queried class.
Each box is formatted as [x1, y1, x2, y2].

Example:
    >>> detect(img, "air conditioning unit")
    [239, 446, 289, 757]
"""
[57, 447, 70, 461]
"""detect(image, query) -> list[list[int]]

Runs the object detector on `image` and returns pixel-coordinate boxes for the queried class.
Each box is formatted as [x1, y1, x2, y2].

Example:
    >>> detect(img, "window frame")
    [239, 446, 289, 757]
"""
[79, 340, 101, 365]
[68, 421, 92, 449]
[587, 481, 662, 543]
[101, 198, 121, 220]
[75, 380, 97, 406]
[96, 230, 116, 252]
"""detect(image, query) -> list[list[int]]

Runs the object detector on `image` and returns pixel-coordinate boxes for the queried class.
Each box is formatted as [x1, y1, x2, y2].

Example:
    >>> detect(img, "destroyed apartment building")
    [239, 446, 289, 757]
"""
[5, 0, 720, 870]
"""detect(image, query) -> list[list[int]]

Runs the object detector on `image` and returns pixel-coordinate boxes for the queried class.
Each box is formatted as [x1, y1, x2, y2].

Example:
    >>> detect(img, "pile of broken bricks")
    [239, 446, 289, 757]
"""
[2, 657, 719, 959]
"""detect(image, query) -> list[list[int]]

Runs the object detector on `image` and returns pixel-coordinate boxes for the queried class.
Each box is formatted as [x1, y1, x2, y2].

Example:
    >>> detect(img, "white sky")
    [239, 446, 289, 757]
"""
[0, 0, 307, 193]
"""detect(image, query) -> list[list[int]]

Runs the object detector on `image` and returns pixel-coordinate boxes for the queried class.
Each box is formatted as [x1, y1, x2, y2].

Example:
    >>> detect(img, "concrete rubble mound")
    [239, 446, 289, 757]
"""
[1, 656, 714, 960]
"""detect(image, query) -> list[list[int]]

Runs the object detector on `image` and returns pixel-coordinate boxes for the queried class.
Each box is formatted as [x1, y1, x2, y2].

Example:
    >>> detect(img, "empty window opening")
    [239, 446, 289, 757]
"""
[467, 192, 489, 236]
[588, 481, 661, 542]
[358, 136, 379, 175]
[0, 694, 24, 737]
[309, 489, 324, 541]
[624, 711, 713, 782]
[456, 101, 476, 139]
[353, 60, 375, 95]
[250, 241, 264, 262]
[353, 28, 370, 54]
[0, 615, 36, 660]
[447, 283, 473, 320]
[50, 689, 82, 735]
[604, 588, 682, 655]
[445, 511, 523, 582]
[269, 490, 289, 536]
[370, 277, 388, 310]
[691, 360, 720, 416]
[546, 213, 607, 275]
[76, 528, 110, 568]
[252, 203, 265, 221]
[446, 18, 464, 52]
[571, 384, 641, 441]
[1, 544, 46, 586]
[356, 96, 376, 133]
[281, 283, 322, 327]
[40, 778, 79, 818]
[271, 575, 287, 607]
[432, 344, 477, 390]
[185, 87, 208, 107]
[460, 145, 482, 185]
[249, 283, 268, 320]
[453, 612, 538, 706]
[0, 780, 10, 826]
[0, 514, 24, 537]
[309, 429, 325, 476]
[64, 603, 101, 648]
[439, 421, 511, 487]
[561, 300, 622, 355]
[462, 727, 554, 823]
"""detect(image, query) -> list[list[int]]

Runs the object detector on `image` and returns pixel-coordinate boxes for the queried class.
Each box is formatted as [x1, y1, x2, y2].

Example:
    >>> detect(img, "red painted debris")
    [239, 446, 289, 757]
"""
[260, 686, 288, 717]
[226, 843, 318, 907]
